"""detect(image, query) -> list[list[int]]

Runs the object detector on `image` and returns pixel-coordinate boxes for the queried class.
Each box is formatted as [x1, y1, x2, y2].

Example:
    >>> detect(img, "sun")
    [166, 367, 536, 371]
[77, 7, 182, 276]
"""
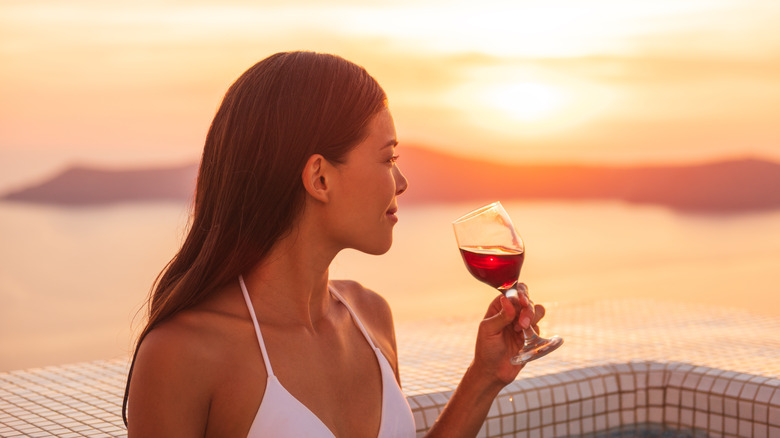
[444, 74, 606, 138]
[484, 82, 566, 122]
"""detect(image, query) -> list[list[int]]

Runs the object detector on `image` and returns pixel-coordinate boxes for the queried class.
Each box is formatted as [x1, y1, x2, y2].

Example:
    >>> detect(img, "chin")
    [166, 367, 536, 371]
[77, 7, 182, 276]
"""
[357, 237, 394, 256]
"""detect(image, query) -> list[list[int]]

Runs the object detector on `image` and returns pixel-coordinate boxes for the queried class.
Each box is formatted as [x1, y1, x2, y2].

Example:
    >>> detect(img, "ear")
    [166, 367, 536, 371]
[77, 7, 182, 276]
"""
[301, 154, 330, 203]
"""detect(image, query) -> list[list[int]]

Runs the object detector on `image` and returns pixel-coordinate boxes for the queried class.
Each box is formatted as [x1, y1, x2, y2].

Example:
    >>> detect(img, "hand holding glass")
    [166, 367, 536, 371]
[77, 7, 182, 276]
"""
[453, 201, 563, 365]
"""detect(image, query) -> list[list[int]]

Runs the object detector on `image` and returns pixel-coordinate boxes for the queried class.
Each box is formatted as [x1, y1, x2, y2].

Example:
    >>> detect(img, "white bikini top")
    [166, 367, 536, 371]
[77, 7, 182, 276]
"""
[238, 276, 416, 437]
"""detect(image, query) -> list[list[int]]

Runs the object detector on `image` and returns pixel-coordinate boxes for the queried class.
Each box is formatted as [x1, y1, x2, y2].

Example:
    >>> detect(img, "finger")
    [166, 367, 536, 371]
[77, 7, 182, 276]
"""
[531, 304, 545, 334]
[516, 302, 535, 331]
[483, 295, 504, 319]
[516, 282, 529, 298]
[512, 284, 531, 307]
[504, 293, 525, 320]
[533, 304, 546, 325]
[480, 295, 517, 336]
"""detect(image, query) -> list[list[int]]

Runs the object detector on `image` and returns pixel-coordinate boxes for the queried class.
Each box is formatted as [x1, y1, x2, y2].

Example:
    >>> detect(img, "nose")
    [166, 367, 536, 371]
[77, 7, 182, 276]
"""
[393, 164, 408, 196]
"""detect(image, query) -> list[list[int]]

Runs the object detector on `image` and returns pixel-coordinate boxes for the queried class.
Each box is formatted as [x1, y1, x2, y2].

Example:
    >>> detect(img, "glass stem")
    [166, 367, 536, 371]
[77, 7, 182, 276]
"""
[523, 327, 541, 346]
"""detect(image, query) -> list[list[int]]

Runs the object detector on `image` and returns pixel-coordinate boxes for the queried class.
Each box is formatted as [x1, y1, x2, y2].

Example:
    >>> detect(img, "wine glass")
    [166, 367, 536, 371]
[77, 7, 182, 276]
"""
[453, 201, 563, 365]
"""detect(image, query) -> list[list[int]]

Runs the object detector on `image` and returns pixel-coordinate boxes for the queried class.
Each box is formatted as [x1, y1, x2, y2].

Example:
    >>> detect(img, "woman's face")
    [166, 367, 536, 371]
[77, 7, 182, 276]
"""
[328, 108, 408, 255]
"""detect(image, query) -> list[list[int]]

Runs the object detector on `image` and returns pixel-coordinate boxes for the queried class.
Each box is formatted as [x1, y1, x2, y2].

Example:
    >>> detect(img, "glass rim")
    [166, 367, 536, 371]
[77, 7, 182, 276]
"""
[452, 201, 503, 225]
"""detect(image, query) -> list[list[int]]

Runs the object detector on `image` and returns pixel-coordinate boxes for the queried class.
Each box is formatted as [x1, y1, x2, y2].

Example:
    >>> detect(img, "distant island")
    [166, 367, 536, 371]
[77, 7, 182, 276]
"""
[3, 146, 780, 213]
[1, 164, 198, 205]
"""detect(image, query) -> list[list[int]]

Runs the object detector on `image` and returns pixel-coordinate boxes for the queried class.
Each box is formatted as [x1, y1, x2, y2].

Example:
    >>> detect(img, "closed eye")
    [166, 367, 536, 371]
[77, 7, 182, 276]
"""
[388, 154, 400, 164]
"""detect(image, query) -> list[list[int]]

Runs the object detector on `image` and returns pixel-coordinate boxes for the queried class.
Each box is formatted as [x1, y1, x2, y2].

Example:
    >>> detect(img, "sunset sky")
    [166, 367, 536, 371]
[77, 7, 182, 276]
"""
[2, 0, 779, 190]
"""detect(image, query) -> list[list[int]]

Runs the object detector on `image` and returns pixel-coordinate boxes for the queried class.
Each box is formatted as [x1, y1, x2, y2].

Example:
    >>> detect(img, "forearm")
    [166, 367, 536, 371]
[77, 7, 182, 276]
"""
[423, 363, 505, 438]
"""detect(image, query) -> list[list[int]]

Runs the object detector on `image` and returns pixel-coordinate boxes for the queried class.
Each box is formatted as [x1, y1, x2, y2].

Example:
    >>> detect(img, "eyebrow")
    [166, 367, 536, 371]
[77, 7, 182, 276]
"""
[382, 139, 399, 149]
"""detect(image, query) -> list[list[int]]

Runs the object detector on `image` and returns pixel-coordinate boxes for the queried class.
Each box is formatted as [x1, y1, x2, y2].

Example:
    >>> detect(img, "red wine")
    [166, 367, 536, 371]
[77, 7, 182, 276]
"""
[459, 246, 524, 291]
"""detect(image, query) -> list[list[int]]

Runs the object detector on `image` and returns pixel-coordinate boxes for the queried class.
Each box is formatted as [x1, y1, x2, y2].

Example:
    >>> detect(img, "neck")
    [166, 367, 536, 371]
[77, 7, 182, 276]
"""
[242, 218, 340, 330]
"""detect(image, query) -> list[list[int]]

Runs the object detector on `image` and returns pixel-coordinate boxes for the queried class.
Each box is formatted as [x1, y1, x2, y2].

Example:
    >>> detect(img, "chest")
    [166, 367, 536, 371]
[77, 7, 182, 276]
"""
[207, 316, 385, 437]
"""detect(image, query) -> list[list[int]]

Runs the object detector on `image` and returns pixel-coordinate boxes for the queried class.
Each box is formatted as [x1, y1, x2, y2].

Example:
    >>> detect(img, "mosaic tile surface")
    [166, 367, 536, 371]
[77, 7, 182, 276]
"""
[397, 299, 780, 395]
[1, 299, 778, 437]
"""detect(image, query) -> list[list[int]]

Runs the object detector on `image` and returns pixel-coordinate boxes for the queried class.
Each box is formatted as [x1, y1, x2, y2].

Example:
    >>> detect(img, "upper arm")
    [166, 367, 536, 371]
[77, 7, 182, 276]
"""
[127, 321, 212, 437]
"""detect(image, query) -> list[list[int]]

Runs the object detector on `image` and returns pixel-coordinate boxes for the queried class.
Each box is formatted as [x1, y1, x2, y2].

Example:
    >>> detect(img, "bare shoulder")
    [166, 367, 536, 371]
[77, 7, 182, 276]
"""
[330, 279, 399, 369]
[127, 307, 240, 436]
[135, 310, 222, 377]
[330, 279, 393, 320]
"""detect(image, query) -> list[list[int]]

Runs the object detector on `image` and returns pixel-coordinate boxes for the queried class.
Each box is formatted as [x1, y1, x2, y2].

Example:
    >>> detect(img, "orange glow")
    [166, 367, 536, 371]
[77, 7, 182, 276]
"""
[485, 82, 566, 122]
[1, 0, 780, 187]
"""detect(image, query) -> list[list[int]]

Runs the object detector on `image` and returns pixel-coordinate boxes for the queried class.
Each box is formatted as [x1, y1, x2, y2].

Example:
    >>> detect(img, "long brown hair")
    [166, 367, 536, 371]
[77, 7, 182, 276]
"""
[123, 51, 387, 425]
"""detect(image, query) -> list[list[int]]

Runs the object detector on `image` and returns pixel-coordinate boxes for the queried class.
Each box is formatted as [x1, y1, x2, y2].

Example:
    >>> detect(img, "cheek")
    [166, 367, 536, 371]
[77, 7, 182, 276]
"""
[355, 169, 395, 202]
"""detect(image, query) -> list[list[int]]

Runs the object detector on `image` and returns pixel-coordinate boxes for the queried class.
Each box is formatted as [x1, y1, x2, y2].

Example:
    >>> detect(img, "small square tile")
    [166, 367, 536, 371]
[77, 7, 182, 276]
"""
[694, 410, 708, 430]
[738, 400, 753, 421]
[594, 414, 607, 431]
[553, 386, 567, 404]
[726, 380, 745, 398]
[604, 376, 619, 394]
[712, 378, 730, 395]
[607, 394, 620, 411]
[709, 394, 725, 414]
[724, 397, 738, 416]
[538, 388, 553, 407]
[666, 388, 681, 406]
[594, 396, 607, 415]
[621, 393, 635, 409]
[619, 373, 635, 391]
[528, 409, 541, 429]
[648, 407, 663, 424]
[501, 415, 514, 434]
[578, 381, 592, 398]
[668, 370, 687, 387]
[567, 401, 581, 420]
[607, 411, 620, 428]
[554, 404, 568, 423]
[485, 417, 501, 435]
[682, 372, 701, 390]
[679, 408, 694, 428]
[541, 407, 553, 425]
[525, 390, 541, 410]
[740, 383, 759, 400]
[724, 417, 738, 435]
[581, 416, 595, 434]
[769, 406, 780, 427]
[695, 391, 708, 409]
[738, 419, 753, 438]
[709, 413, 724, 433]
[756, 386, 775, 403]
[635, 407, 647, 424]
[620, 409, 635, 425]
[680, 389, 694, 408]
[648, 370, 666, 388]
[581, 399, 594, 417]
[754, 403, 769, 423]
[648, 388, 664, 406]
[591, 378, 606, 396]
[772, 388, 780, 405]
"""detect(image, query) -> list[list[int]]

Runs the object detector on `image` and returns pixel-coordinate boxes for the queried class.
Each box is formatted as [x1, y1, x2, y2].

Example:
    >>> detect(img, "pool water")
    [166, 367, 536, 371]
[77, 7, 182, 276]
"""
[592, 424, 708, 438]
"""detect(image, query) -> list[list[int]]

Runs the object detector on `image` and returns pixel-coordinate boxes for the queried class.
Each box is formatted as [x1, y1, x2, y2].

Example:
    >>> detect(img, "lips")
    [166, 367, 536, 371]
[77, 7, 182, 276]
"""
[386, 206, 398, 222]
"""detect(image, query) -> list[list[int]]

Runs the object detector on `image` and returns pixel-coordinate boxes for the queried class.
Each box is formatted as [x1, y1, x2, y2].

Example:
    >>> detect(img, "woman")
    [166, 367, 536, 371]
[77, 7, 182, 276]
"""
[124, 51, 544, 437]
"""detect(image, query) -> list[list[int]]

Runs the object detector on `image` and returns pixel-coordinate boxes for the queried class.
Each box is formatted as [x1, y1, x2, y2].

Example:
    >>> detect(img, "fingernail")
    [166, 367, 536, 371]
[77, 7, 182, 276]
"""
[521, 316, 531, 328]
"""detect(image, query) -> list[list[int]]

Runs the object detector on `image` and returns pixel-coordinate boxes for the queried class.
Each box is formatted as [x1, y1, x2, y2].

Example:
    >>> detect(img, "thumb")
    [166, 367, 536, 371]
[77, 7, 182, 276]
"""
[481, 295, 516, 335]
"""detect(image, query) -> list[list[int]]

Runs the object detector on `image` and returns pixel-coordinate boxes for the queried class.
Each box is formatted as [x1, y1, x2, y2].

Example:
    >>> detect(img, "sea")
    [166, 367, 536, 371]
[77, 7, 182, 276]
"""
[1, 199, 778, 372]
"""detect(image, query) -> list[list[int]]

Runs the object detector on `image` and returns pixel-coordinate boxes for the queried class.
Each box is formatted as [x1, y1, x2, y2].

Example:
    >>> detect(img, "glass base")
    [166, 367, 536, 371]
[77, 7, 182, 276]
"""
[511, 335, 563, 365]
